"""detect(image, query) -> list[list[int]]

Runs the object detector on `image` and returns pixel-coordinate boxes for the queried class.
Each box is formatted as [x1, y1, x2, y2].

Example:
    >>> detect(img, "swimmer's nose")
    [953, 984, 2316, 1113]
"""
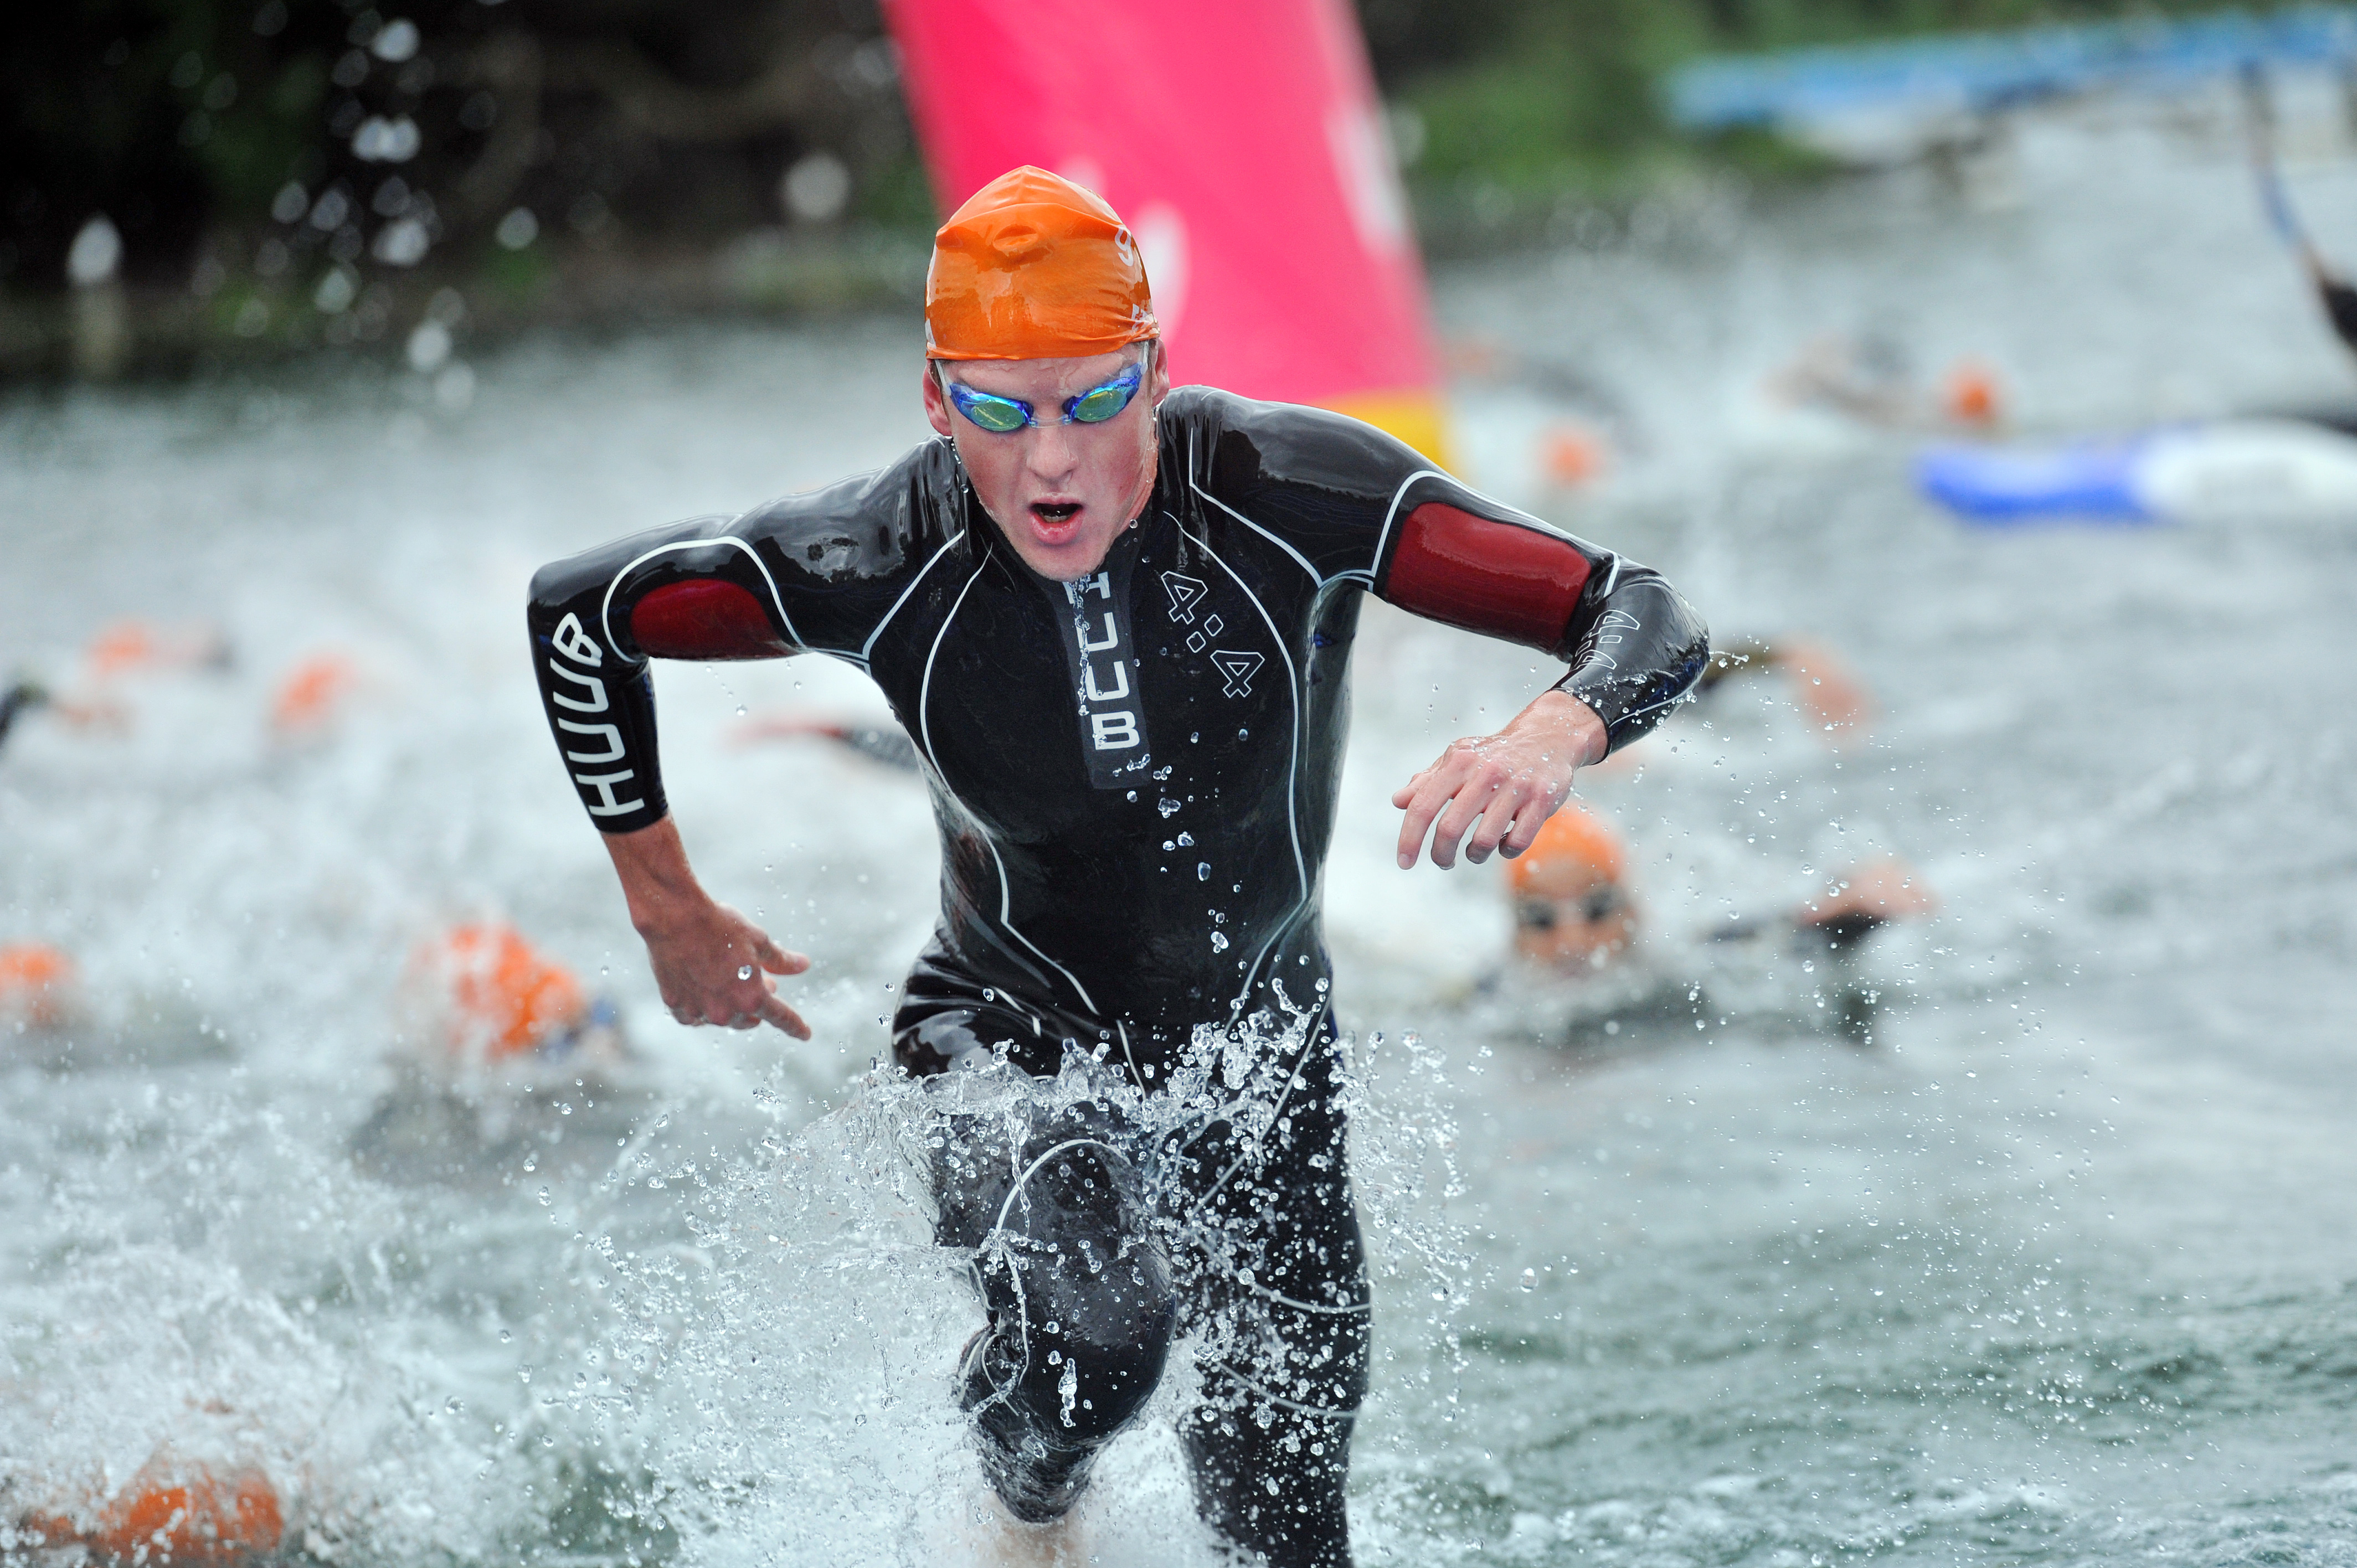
[1023, 421, 1082, 483]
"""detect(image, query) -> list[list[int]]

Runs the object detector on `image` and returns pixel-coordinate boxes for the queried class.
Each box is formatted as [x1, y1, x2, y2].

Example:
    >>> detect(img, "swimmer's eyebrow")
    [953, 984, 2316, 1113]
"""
[942, 353, 1145, 394]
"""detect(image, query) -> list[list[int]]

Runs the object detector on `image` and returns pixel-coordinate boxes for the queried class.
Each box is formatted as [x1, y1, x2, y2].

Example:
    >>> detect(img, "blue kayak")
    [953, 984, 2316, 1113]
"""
[1917, 419, 2357, 525]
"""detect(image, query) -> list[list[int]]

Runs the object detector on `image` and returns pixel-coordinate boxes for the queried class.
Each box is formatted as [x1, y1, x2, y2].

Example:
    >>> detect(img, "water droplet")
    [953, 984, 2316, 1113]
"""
[1176, 832, 1194, 846]
[537, 1186, 552, 1206]
[738, 964, 753, 981]
[1158, 797, 1181, 817]
[1197, 863, 1211, 880]
[1210, 932, 1230, 952]
[1520, 1268, 1537, 1291]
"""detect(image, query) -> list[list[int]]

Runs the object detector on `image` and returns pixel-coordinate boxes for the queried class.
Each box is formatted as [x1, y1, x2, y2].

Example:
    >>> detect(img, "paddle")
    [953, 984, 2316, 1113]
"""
[2242, 65, 2304, 245]
[2242, 61, 2357, 357]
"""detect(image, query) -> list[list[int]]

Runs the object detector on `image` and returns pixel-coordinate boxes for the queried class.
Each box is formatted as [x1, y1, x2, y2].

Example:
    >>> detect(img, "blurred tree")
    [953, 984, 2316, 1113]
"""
[2, 0, 912, 297]
[1361, 0, 2278, 213]
[0, 0, 2286, 321]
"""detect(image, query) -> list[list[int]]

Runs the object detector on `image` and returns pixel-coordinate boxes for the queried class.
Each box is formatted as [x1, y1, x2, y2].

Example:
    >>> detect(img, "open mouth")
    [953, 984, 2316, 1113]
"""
[1031, 502, 1081, 524]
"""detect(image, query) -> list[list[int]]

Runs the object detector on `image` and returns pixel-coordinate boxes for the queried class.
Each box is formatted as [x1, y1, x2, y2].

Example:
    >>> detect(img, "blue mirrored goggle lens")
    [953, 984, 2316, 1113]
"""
[950, 386, 1031, 432]
[1068, 370, 1141, 424]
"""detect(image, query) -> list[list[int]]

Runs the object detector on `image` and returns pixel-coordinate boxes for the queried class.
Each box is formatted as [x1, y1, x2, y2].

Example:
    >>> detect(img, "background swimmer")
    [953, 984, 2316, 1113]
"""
[349, 922, 636, 1187]
[0, 941, 82, 1033]
[15, 1456, 282, 1567]
[1500, 804, 1936, 1045]
[1691, 636, 1873, 745]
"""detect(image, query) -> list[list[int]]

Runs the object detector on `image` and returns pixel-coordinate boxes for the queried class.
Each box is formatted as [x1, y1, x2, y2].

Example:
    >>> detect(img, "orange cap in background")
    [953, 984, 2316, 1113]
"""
[22, 1462, 283, 1566]
[83, 619, 230, 682]
[0, 942, 78, 1029]
[269, 652, 356, 736]
[1537, 422, 1609, 487]
[408, 924, 587, 1059]
[1941, 358, 2003, 428]
[84, 620, 161, 681]
[925, 166, 1157, 362]
[1507, 805, 1627, 900]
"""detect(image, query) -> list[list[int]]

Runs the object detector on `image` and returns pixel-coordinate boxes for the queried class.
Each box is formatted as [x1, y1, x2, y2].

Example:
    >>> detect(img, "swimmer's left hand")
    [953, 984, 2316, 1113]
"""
[1392, 690, 1607, 870]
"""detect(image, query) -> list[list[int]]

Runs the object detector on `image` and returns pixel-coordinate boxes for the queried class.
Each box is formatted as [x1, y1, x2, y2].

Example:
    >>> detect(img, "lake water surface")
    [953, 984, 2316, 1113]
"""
[5, 86, 2356, 1566]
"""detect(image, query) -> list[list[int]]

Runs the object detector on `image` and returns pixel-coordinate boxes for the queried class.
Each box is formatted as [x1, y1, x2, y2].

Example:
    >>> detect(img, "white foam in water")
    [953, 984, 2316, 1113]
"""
[6, 85, 2357, 1565]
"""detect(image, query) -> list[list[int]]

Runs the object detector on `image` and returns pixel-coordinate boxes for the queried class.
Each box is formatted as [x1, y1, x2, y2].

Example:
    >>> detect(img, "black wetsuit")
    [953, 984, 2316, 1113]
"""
[527, 388, 1706, 1564]
[2321, 273, 2357, 357]
[0, 682, 48, 756]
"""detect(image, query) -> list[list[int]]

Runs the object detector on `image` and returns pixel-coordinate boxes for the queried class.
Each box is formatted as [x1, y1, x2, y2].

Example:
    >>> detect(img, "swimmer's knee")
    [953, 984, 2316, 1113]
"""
[956, 1270, 1177, 1524]
[956, 1135, 1178, 1448]
[960, 1253, 1177, 1445]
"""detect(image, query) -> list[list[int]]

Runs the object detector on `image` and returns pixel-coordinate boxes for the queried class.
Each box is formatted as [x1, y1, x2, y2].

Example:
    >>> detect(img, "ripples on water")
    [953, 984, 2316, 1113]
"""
[4, 90, 2356, 1565]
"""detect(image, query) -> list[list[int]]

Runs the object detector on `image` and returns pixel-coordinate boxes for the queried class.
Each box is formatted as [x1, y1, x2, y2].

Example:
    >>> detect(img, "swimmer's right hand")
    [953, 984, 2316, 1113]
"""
[601, 817, 812, 1039]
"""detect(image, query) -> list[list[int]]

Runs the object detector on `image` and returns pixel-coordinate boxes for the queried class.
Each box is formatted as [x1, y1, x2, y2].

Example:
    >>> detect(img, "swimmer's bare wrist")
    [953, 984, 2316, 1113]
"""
[1520, 689, 1608, 768]
[601, 816, 712, 936]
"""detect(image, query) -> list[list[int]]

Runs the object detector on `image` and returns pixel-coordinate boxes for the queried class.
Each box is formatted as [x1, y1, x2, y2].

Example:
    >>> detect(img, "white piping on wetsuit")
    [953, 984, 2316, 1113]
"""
[1174, 521, 1309, 1014]
[600, 534, 805, 663]
[1238, 1277, 1372, 1316]
[919, 561, 1103, 1020]
[1188, 994, 1328, 1210]
[965, 1133, 1128, 1419]
[1204, 1358, 1360, 1420]
[863, 529, 967, 663]
[1191, 481, 1321, 586]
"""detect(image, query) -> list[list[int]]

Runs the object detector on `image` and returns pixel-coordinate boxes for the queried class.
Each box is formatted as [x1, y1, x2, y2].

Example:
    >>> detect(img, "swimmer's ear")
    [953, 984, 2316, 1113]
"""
[922, 362, 956, 440]
[1146, 339, 1171, 409]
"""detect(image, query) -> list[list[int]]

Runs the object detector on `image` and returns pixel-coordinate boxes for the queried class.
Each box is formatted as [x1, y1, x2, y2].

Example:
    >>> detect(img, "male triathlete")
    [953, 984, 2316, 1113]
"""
[527, 167, 1706, 1566]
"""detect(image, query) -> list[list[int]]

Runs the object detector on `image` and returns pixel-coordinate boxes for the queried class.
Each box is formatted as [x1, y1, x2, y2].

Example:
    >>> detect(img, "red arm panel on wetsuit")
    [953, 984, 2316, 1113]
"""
[1382, 502, 1592, 653]
[630, 580, 793, 660]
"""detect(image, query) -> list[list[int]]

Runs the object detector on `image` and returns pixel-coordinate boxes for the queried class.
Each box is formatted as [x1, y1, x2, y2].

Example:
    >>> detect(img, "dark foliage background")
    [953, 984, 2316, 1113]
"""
[0, 0, 2259, 368]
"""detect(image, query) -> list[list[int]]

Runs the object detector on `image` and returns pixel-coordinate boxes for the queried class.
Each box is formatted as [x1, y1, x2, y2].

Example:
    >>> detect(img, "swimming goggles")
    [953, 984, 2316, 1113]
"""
[943, 360, 1145, 432]
[1514, 884, 1628, 931]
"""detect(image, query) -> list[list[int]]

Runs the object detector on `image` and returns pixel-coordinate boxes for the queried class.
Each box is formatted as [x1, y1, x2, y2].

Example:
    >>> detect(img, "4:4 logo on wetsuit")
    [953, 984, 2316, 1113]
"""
[1161, 571, 1262, 698]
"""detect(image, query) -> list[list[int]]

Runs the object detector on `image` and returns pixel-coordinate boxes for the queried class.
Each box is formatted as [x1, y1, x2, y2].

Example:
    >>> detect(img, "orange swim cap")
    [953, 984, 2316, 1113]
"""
[23, 1462, 283, 1565]
[409, 924, 587, 1059]
[925, 167, 1157, 362]
[85, 620, 159, 680]
[0, 942, 78, 1029]
[1507, 805, 1626, 900]
[270, 652, 356, 736]
[1941, 358, 2003, 427]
